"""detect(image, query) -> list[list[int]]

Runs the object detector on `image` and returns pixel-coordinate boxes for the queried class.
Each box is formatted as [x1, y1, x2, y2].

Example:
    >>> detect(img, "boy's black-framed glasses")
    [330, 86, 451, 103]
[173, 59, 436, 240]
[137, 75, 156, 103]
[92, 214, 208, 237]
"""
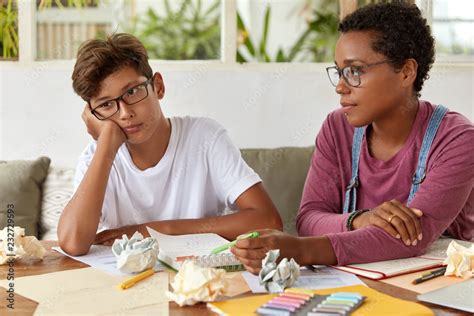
[89, 77, 153, 120]
[326, 60, 391, 87]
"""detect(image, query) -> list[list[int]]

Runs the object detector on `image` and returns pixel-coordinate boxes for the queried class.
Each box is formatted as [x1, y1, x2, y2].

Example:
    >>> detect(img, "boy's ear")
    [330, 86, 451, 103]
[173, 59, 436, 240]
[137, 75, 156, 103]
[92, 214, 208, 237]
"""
[152, 72, 165, 99]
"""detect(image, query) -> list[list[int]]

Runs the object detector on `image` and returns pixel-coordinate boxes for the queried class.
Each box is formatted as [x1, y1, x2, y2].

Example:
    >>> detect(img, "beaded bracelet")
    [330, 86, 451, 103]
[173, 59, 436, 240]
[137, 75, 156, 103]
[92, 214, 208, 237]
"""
[346, 209, 370, 231]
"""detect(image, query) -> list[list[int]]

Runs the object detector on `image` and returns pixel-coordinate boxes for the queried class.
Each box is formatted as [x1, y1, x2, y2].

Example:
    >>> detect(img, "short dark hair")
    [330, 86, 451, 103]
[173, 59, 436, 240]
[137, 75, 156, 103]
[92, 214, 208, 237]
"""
[339, 2, 435, 97]
[72, 33, 153, 101]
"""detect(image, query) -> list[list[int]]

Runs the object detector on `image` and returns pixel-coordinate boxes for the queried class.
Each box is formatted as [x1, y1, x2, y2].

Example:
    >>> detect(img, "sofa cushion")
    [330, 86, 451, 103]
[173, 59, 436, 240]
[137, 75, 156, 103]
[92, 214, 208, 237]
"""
[0, 157, 51, 237]
[40, 167, 75, 240]
[241, 147, 314, 235]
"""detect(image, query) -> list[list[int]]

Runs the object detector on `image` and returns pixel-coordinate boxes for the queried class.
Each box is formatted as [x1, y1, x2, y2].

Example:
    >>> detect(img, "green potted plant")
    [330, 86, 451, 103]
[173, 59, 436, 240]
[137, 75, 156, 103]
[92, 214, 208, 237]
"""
[236, 1, 339, 63]
[129, 0, 221, 60]
[0, 0, 97, 60]
[0, 0, 18, 60]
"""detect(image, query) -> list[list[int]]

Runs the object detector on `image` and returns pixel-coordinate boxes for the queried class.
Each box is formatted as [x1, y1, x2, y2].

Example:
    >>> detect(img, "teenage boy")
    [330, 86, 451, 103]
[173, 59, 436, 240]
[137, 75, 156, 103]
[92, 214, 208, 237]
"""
[58, 33, 282, 256]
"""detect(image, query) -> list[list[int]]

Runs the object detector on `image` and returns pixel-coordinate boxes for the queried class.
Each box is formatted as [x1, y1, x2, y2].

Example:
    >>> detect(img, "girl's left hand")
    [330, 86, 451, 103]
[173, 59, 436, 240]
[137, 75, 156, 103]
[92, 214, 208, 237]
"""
[230, 229, 303, 275]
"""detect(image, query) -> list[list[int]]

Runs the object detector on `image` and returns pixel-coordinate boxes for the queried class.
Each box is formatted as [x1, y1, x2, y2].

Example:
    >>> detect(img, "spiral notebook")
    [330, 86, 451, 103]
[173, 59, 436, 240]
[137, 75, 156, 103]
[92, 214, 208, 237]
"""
[147, 227, 243, 272]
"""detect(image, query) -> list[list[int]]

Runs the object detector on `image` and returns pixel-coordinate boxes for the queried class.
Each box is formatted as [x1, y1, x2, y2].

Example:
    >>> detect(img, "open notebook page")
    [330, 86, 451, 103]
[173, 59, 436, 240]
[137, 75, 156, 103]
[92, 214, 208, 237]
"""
[147, 227, 232, 270]
[335, 237, 473, 279]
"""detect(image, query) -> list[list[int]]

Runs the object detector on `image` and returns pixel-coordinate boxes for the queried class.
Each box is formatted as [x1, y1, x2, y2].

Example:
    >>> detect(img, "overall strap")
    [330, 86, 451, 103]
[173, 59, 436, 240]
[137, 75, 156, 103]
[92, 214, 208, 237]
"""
[343, 127, 365, 213]
[407, 105, 449, 205]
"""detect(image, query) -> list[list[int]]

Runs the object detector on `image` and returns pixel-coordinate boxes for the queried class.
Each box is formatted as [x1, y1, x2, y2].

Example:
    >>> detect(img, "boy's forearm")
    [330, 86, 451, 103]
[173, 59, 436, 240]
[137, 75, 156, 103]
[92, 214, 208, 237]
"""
[141, 208, 283, 241]
[58, 144, 118, 255]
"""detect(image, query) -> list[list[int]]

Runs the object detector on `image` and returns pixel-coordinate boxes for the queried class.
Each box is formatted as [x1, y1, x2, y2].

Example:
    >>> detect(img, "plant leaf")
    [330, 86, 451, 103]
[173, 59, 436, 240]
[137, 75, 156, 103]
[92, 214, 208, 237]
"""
[288, 29, 311, 61]
[276, 48, 286, 62]
[236, 50, 247, 63]
[259, 5, 271, 59]
[237, 12, 256, 57]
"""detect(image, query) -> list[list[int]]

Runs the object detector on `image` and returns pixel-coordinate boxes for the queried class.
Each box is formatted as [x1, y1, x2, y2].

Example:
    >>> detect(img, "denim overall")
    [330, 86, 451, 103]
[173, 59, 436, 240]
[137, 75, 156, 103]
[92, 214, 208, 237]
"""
[343, 105, 449, 214]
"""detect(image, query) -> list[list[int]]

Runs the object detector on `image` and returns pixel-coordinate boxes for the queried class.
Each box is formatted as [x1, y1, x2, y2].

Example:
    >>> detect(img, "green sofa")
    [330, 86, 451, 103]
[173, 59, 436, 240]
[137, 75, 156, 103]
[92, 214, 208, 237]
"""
[241, 147, 314, 235]
[0, 147, 314, 239]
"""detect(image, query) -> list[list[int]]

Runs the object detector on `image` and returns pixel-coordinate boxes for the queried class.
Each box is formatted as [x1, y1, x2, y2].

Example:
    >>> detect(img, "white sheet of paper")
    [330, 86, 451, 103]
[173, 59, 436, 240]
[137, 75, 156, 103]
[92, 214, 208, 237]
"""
[242, 266, 366, 293]
[147, 227, 231, 257]
[0, 267, 168, 315]
[52, 245, 129, 276]
[52, 246, 164, 277]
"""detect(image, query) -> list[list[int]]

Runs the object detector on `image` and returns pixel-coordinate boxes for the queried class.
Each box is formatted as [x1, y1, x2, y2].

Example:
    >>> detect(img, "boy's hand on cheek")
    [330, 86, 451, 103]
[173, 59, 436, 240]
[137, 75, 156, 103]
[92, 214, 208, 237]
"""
[82, 104, 126, 150]
[99, 121, 127, 151]
[82, 104, 103, 140]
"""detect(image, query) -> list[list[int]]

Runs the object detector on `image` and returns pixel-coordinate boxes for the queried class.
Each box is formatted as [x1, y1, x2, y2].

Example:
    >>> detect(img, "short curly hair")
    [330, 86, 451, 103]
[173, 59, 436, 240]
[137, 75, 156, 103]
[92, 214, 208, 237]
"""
[339, 2, 435, 97]
[72, 33, 153, 102]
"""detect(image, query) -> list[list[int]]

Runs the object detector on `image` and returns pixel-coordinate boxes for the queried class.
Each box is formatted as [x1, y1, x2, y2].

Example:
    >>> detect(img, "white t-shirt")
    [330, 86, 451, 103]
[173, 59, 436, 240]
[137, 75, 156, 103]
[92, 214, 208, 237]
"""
[73, 117, 261, 230]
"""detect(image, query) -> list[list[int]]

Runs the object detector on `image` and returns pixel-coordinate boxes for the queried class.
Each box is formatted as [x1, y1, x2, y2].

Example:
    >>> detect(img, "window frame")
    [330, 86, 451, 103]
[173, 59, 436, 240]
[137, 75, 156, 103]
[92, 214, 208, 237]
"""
[0, 0, 472, 69]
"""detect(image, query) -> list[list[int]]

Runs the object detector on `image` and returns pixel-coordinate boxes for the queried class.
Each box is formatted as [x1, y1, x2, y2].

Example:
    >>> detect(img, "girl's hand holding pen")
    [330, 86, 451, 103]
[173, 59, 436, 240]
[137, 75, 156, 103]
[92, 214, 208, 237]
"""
[230, 229, 304, 275]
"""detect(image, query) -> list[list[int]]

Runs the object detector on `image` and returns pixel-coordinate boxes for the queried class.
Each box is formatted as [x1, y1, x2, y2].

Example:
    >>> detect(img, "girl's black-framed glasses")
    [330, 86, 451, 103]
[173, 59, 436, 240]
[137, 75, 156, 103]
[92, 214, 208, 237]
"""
[326, 60, 391, 87]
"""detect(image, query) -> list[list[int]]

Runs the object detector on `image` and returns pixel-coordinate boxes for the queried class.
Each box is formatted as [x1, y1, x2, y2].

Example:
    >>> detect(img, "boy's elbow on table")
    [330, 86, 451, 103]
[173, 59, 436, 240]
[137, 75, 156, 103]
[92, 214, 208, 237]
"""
[58, 233, 92, 257]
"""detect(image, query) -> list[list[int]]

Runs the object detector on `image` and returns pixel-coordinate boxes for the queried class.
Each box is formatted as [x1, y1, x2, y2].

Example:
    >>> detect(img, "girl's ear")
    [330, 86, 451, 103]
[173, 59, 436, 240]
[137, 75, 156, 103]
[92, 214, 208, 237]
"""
[401, 58, 418, 89]
[152, 72, 165, 99]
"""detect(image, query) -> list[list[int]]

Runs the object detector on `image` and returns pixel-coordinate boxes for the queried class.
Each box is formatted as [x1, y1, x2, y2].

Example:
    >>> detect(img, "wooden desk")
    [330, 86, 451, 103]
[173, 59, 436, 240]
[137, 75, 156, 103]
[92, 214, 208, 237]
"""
[0, 241, 468, 315]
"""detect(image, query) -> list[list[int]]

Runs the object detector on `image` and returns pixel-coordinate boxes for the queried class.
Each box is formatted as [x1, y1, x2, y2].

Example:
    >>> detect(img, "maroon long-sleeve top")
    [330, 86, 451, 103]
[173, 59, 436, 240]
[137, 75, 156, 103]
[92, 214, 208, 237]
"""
[297, 101, 473, 265]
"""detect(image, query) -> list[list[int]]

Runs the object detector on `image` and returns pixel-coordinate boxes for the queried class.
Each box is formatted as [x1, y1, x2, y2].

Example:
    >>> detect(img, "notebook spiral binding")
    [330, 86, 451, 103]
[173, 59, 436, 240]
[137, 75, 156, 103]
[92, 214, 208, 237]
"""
[193, 253, 244, 272]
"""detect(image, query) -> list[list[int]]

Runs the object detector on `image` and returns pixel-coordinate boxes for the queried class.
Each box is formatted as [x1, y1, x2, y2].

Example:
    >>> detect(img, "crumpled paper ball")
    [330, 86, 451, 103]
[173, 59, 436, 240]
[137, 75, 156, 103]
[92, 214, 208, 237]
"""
[259, 249, 300, 293]
[111, 231, 159, 274]
[166, 260, 228, 306]
[444, 241, 473, 278]
[0, 226, 45, 265]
